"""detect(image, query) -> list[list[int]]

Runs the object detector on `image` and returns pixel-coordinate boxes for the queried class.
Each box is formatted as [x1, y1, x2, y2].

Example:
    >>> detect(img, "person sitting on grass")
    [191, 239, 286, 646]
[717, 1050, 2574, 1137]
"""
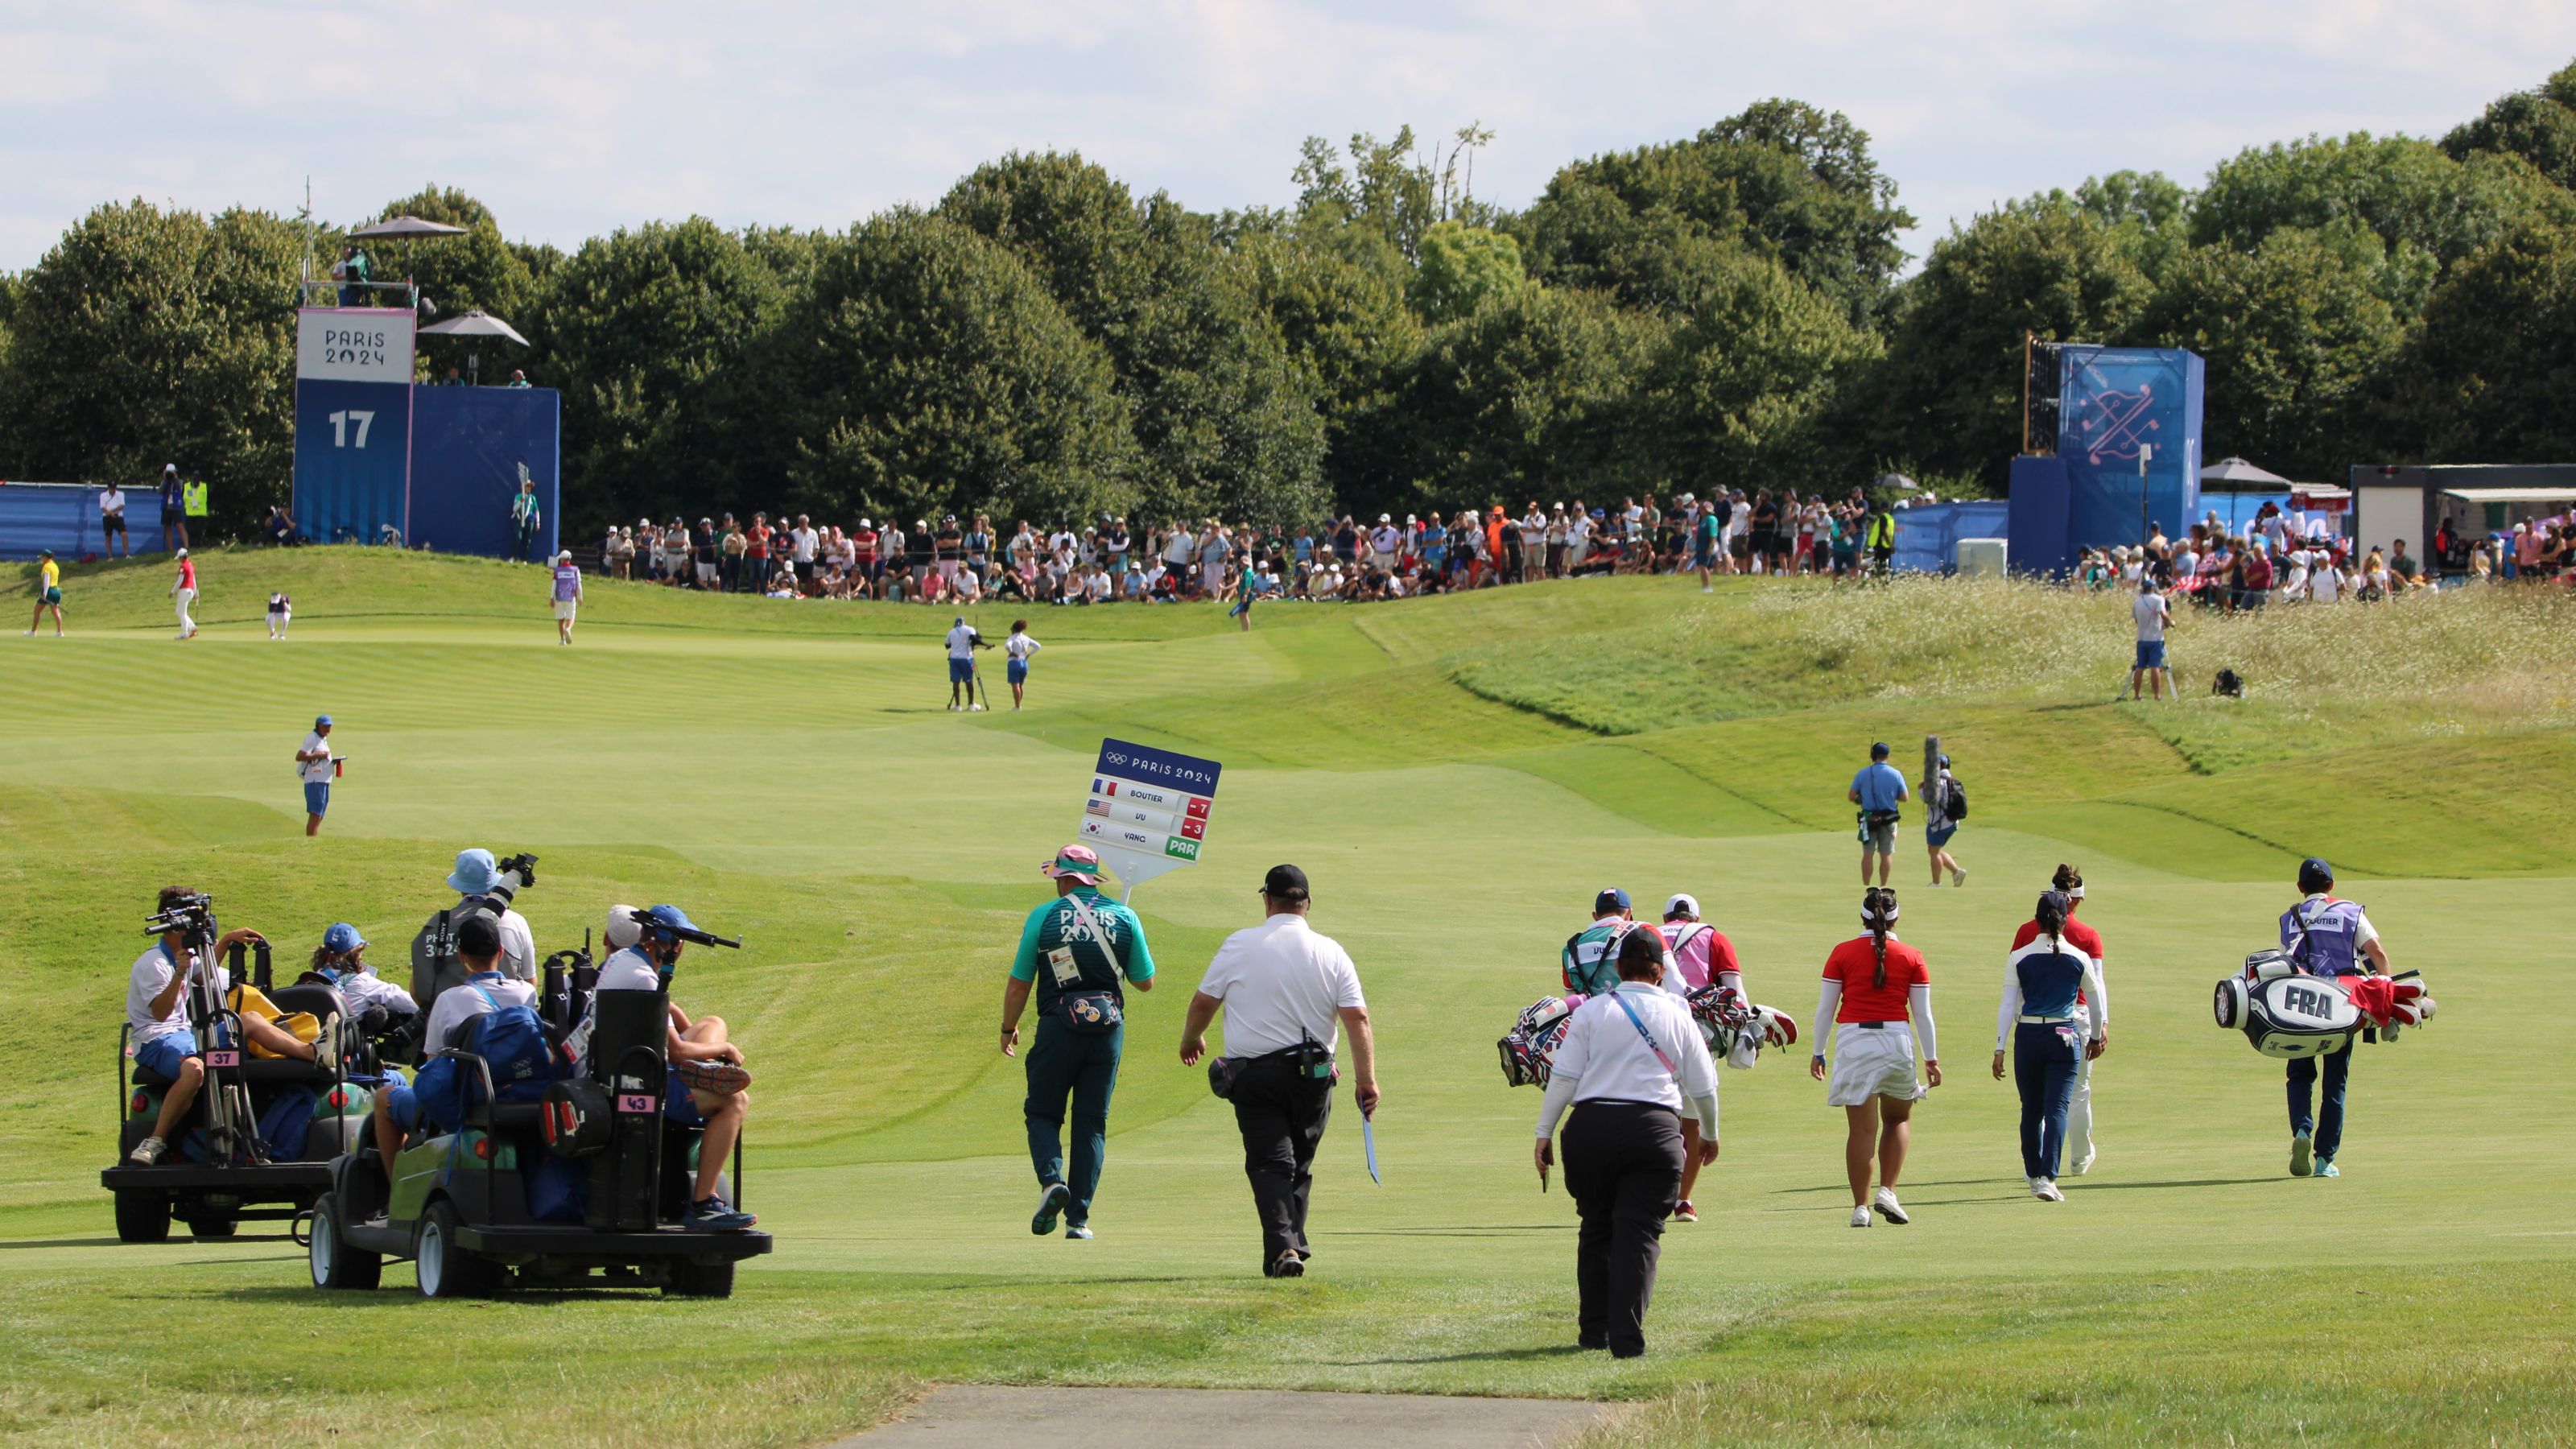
[128, 888, 336, 1165]
[569, 906, 757, 1232]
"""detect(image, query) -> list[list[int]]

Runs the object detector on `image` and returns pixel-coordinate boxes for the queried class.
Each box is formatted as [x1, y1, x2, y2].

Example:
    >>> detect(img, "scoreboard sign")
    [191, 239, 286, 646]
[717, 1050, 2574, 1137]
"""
[1077, 738, 1220, 898]
[292, 306, 415, 547]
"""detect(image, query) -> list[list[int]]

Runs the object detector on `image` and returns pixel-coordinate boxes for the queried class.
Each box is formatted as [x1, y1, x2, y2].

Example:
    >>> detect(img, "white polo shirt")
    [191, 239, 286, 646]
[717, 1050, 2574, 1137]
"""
[101, 487, 126, 518]
[1542, 982, 1719, 1121]
[127, 944, 226, 1047]
[1195, 914, 1366, 1058]
[423, 971, 538, 1055]
[299, 731, 336, 783]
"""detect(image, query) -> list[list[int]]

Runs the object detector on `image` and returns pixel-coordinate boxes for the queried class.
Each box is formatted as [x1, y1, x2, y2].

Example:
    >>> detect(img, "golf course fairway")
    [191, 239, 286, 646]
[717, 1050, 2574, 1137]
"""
[4, 547, 2570, 1447]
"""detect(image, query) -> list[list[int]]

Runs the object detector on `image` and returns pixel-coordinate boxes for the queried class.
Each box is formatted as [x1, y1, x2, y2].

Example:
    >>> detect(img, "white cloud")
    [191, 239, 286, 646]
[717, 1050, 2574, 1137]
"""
[2, 0, 2572, 270]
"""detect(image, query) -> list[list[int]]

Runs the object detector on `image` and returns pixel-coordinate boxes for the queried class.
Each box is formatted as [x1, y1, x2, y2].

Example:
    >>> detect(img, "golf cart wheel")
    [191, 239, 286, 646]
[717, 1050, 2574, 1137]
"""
[413, 1203, 497, 1299]
[186, 1213, 239, 1240]
[308, 1193, 381, 1291]
[113, 1189, 171, 1244]
[665, 1258, 736, 1299]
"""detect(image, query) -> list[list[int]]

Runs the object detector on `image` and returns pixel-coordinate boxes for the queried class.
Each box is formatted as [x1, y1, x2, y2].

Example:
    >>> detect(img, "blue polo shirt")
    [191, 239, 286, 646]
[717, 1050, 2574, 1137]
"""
[1851, 762, 1909, 813]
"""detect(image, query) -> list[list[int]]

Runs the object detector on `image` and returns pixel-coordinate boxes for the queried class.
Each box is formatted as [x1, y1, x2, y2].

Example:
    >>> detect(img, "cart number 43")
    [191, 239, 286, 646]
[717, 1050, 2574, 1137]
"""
[327, 411, 376, 448]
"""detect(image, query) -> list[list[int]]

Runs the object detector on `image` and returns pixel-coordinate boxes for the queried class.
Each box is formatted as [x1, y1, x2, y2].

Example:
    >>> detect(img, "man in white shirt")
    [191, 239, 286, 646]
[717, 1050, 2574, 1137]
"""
[125, 889, 320, 1164]
[296, 715, 337, 836]
[570, 905, 756, 1229]
[368, 914, 537, 1180]
[99, 485, 130, 558]
[1180, 865, 1379, 1278]
[1369, 516, 1401, 572]
[2127, 579, 2174, 701]
[945, 616, 989, 711]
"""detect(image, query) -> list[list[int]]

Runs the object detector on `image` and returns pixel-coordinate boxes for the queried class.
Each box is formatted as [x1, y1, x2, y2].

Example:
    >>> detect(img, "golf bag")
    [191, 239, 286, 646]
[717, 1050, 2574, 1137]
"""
[1684, 984, 1798, 1069]
[1498, 997, 1579, 1088]
[2213, 952, 2437, 1058]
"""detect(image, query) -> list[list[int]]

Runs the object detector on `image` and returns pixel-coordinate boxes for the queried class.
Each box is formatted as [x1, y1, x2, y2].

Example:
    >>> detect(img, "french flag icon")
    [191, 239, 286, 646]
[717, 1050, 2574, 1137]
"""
[1095, 778, 1114, 796]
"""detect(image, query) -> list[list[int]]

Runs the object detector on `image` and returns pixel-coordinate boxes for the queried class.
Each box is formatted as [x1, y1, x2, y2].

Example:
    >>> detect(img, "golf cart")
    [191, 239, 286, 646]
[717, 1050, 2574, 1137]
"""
[102, 901, 370, 1242]
[308, 935, 770, 1298]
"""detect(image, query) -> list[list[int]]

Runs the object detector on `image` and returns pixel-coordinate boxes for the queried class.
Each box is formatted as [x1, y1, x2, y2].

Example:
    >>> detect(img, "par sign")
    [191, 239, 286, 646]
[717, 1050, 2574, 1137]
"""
[1079, 738, 1220, 899]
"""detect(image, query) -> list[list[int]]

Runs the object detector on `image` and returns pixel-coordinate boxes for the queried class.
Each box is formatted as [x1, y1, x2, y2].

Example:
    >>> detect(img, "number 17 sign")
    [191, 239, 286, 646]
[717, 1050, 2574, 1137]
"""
[1079, 738, 1220, 900]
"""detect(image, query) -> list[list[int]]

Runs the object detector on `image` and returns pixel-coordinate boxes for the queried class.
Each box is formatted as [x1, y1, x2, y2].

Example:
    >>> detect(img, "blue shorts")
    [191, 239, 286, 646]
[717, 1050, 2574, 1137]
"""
[135, 1031, 201, 1080]
[1927, 824, 1958, 848]
[303, 780, 330, 815]
[1006, 658, 1029, 684]
[2133, 640, 2166, 671]
[949, 657, 974, 683]
[665, 1077, 705, 1126]
[381, 1081, 423, 1133]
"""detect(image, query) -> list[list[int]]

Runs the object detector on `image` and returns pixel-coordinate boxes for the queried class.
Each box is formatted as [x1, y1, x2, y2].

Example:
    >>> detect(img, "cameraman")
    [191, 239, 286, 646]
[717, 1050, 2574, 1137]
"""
[444, 848, 538, 982]
[1847, 742, 1909, 888]
[126, 887, 331, 1166]
[368, 914, 535, 1180]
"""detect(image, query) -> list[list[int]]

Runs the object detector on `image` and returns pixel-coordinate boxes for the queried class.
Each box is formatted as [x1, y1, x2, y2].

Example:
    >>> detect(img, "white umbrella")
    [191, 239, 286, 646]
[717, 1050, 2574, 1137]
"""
[419, 310, 530, 346]
[349, 216, 469, 240]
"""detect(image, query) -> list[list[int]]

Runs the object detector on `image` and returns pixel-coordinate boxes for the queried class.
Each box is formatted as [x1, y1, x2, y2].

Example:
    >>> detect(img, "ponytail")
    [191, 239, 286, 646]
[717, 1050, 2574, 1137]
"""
[2051, 862, 2082, 894]
[1861, 888, 1898, 989]
[2035, 890, 2070, 956]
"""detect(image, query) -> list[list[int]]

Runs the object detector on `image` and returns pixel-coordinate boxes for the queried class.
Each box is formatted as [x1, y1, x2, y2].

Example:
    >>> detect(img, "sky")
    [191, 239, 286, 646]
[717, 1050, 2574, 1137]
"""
[6, 0, 2575, 274]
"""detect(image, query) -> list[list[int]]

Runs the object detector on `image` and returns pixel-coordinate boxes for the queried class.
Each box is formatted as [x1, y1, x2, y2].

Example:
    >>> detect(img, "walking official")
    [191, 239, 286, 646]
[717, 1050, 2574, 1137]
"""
[1992, 891, 2107, 1201]
[1533, 929, 1719, 1358]
[2280, 857, 2389, 1179]
[1001, 844, 1156, 1240]
[1179, 865, 1378, 1279]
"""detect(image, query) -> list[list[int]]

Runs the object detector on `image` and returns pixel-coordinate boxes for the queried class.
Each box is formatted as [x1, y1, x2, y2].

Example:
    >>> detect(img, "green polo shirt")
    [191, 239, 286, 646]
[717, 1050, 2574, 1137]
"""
[1010, 887, 1154, 1016]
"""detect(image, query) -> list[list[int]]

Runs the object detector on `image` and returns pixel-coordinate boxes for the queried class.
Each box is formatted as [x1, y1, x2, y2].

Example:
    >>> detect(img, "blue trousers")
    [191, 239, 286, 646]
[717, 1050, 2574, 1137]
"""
[1024, 1018, 1121, 1225]
[2013, 1021, 2080, 1179]
[2287, 1048, 2352, 1160]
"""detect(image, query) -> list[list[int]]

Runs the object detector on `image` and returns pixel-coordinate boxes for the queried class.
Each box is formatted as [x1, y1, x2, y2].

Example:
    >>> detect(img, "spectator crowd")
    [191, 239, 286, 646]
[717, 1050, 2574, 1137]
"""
[2070, 497, 2570, 612]
[592, 489, 1915, 607]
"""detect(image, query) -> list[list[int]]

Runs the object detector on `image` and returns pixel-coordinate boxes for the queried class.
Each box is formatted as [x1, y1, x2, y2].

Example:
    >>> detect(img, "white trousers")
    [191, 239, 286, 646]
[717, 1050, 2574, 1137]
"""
[174, 587, 196, 634]
[2066, 1049, 2095, 1162]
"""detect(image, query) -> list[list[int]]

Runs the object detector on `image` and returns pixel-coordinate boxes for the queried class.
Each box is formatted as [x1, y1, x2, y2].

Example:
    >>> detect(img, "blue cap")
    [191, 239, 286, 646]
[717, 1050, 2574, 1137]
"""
[1593, 887, 1629, 914]
[446, 848, 499, 894]
[1871, 741, 1891, 759]
[642, 904, 697, 939]
[2298, 857, 2334, 891]
[315, 715, 332, 728]
[323, 923, 365, 954]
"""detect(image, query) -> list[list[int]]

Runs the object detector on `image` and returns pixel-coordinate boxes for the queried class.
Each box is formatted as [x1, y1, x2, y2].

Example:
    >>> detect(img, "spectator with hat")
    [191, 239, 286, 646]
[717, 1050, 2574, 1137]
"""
[295, 716, 339, 836]
[1179, 864, 1378, 1278]
[1001, 844, 1158, 1241]
[444, 848, 539, 981]
[158, 464, 188, 552]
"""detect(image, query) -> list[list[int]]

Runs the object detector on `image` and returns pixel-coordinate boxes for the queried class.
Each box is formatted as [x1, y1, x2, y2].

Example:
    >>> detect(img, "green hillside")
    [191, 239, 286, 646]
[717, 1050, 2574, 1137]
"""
[2, 547, 2570, 1447]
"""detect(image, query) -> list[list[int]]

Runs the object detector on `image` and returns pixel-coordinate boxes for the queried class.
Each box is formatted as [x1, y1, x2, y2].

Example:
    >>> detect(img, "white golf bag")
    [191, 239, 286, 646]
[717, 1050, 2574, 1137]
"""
[2214, 951, 2436, 1059]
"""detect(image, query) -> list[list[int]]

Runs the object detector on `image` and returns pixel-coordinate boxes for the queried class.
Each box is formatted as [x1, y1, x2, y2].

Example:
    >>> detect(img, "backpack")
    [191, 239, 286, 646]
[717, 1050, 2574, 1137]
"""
[1945, 777, 1968, 820]
[1560, 924, 1634, 999]
[411, 985, 564, 1131]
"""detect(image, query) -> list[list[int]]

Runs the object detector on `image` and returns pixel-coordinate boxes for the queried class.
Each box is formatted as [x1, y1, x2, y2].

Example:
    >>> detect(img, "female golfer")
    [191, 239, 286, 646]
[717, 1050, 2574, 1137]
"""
[1004, 620, 1042, 710]
[1810, 888, 1939, 1227]
[1992, 891, 2107, 1200]
[1534, 929, 1719, 1358]
[2013, 864, 2106, 1173]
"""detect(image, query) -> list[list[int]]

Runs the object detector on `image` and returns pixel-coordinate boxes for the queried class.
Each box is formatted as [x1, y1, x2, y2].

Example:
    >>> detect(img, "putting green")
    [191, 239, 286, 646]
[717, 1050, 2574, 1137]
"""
[3, 548, 2570, 1447]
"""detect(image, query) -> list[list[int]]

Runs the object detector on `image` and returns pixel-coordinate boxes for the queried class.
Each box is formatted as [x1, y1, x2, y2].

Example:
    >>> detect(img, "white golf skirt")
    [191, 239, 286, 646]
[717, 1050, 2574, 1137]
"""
[1826, 1022, 1925, 1106]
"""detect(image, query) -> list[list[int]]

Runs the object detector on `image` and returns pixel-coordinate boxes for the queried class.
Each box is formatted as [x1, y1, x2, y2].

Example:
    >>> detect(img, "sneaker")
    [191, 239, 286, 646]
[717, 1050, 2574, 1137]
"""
[2037, 1179, 2066, 1202]
[1872, 1187, 1909, 1224]
[1951, 865, 1967, 887]
[685, 1195, 758, 1232]
[313, 1019, 341, 1071]
[129, 1135, 167, 1165]
[1269, 1251, 1305, 1278]
[2028, 1175, 2050, 1199]
[2315, 1160, 2339, 1179]
[2072, 1149, 2097, 1177]
[1064, 1224, 1094, 1240]
[1031, 1181, 1069, 1236]
[2289, 1132, 2314, 1178]
[1848, 1205, 1872, 1228]
[1670, 1200, 1699, 1224]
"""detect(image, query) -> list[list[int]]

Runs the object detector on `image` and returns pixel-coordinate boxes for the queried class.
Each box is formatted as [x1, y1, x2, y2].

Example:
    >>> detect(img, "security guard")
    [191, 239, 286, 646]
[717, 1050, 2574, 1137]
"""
[1534, 929, 1719, 1358]
[1001, 844, 1155, 1240]
[1179, 865, 1379, 1278]
[2280, 857, 2389, 1179]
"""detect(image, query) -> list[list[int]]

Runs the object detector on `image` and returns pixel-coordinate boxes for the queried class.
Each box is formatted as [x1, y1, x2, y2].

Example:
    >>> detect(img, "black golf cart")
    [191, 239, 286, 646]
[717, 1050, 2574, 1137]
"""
[308, 978, 770, 1298]
[102, 920, 368, 1243]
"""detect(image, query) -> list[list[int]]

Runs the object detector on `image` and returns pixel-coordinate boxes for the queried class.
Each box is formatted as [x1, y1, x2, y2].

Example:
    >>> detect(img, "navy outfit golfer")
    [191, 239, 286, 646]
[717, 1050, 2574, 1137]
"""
[1005, 845, 1155, 1236]
[1995, 893, 2107, 1192]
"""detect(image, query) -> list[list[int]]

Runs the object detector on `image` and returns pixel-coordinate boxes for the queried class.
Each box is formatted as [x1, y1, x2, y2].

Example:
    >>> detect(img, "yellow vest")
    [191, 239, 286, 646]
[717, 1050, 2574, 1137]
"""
[182, 481, 209, 517]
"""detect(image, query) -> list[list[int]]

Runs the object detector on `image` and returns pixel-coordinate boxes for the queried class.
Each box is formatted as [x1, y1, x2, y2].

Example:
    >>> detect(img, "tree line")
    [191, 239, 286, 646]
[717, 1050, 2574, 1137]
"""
[5, 65, 2574, 542]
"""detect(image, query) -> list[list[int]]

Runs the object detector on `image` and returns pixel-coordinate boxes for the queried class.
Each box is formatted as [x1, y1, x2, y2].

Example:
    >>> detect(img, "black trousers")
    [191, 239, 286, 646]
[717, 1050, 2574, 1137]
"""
[1562, 1100, 1684, 1356]
[1231, 1054, 1333, 1272]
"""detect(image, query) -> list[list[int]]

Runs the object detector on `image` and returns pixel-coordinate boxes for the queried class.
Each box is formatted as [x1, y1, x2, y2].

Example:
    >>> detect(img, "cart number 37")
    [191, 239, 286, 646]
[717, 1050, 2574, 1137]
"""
[326, 411, 376, 448]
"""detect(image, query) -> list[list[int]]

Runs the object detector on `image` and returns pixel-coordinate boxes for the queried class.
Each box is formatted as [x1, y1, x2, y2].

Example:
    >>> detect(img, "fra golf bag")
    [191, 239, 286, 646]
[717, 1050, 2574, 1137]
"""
[1498, 997, 1577, 1088]
[2214, 951, 2436, 1058]
[1685, 984, 1798, 1069]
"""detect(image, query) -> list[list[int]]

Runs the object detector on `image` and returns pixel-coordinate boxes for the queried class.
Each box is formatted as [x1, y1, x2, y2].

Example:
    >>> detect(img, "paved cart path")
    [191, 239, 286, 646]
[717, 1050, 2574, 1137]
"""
[841, 1385, 1611, 1447]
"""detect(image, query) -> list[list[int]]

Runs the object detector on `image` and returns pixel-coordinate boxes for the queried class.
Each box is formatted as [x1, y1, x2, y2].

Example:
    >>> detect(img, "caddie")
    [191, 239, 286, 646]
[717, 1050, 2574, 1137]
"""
[2278, 857, 2390, 1179]
[1000, 844, 1156, 1240]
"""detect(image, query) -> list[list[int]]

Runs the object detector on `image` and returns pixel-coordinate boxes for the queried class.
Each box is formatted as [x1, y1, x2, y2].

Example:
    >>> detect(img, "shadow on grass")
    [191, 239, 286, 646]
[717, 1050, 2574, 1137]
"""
[2061, 1177, 2279, 1191]
[1325, 1226, 1567, 1237]
[1335, 1344, 1601, 1367]
[0, 1236, 130, 1250]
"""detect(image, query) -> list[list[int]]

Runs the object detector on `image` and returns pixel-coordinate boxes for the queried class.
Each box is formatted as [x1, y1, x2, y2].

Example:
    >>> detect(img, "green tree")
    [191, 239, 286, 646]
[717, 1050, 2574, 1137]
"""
[1292, 129, 1439, 258]
[1857, 207, 2155, 490]
[769, 209, 1136, 527]
[2015, 171, 2193, 280]
[1645, 250, 1881, 493]
[532, 217, 790, 533]
[2190, 134, 2576, 273]
[1410, 221, 1525, 322]
[2140, 225, 2406, 479]
[2442, 60, 2576, 192]
[2384, 221, 2576, 460]
[0, 200, 300, 536]
[1223, 215, 1423, 509]
[1382, 287, 1663, 515]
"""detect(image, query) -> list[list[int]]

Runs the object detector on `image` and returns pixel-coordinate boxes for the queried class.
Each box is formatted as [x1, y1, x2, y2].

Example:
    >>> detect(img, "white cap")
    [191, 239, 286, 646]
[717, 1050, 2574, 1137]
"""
[605, 904, 642, 950]
[557, 550, 572, 563]
[1665, 893, 1699, 919]
[175, 547, 188, 559]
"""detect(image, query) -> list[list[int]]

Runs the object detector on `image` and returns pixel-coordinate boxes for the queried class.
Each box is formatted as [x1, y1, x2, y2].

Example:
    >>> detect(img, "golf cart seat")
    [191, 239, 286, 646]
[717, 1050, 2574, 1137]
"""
[130, 981, 352, 1090]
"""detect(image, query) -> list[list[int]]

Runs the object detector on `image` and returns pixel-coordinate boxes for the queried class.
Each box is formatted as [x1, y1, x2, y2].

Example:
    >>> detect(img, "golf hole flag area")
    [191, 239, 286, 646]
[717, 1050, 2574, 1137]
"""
[2, 549, 2571, 1447]
[1081, 737, 1220, 898]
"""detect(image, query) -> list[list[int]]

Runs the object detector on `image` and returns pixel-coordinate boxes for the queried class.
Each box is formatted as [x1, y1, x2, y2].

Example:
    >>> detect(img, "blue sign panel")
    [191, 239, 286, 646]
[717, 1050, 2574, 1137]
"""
[292, 377, 413, 546]
[2057, 346, 2202, 550]
[1094, 739, 1222, 797]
